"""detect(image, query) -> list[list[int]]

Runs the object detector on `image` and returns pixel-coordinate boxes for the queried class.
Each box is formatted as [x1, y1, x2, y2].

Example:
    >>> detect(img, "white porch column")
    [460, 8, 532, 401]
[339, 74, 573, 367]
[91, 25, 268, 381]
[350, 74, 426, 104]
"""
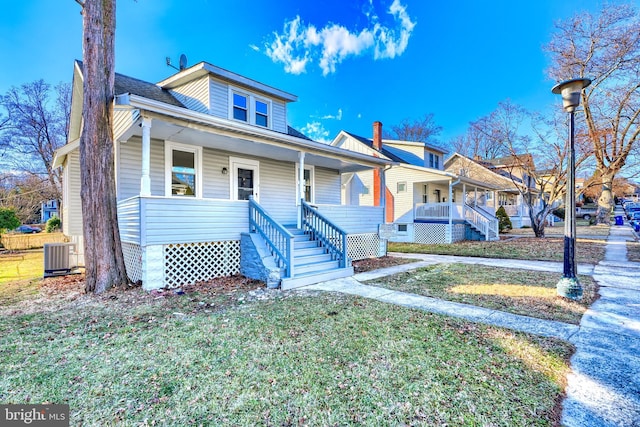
[448, 179, 453, 226]
[474, 186, 478, 208]
[140, 117, 152, 196]
[297, 151, 305, 229]
[380, 167, 386, 222]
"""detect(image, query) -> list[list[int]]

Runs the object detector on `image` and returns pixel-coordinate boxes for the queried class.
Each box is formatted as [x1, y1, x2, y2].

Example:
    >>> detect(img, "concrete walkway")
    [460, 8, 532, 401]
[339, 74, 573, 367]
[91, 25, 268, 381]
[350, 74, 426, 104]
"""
[302, 214, 640, 426]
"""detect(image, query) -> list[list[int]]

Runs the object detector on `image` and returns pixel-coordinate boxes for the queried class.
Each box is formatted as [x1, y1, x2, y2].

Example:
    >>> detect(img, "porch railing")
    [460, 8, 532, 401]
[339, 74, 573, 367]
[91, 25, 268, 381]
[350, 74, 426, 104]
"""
[464, 203, 499, 241]
[415, 202, 450, 219]
[249, 197, 295, 277]
[301, 200, 348, 268]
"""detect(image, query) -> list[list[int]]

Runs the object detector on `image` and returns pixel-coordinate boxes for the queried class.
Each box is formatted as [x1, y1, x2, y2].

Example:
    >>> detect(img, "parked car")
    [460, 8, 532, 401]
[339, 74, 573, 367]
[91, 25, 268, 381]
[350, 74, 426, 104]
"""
[15, 225, 41, 234]
[575, 206, 597, 220]
[629, 211, 640, 225]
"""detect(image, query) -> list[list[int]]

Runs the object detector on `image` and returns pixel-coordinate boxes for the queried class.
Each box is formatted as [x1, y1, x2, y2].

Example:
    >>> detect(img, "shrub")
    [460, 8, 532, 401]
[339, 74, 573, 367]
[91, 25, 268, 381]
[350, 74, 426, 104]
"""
[46, 216, 61, 233]
[0, 208, 21, 234]
[496, 206, 513, 233]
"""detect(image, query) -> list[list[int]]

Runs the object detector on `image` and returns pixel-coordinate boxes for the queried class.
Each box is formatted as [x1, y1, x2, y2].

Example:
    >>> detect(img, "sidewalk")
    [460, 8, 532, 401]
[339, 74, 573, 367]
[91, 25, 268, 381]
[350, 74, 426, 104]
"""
[302, 218, 640, 426]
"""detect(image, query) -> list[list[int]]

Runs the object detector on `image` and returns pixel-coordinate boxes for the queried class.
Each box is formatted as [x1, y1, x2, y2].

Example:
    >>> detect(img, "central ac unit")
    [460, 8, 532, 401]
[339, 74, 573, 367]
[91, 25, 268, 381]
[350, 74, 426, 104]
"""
[44, 242, 76, 277]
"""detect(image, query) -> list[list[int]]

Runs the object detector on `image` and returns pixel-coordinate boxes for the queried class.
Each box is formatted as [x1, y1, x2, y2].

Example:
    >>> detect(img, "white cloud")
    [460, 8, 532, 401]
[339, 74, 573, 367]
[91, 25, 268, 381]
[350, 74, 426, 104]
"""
[263, 1, 415, 75]
[249, 44, 260, 52]
[301, 121, 332, 144]
[321, 108, 343, 120]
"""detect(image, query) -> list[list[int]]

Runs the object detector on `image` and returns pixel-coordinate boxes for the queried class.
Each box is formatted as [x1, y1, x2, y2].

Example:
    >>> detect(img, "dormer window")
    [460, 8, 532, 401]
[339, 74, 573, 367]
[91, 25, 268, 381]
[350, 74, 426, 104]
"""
[233, 93, 248, 122]
[255, 100, 269, 127]
[429, 153, 439, 169]
[229, 88, 272, 129]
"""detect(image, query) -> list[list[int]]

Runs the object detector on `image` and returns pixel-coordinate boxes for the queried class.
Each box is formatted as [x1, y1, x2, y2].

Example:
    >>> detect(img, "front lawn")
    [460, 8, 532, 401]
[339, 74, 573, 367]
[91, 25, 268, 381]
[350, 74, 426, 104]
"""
[0, 250, 43, 305]
[0, 278, 572, 426]
[365, 263, 597, 325]
[389, 237, 606, 264]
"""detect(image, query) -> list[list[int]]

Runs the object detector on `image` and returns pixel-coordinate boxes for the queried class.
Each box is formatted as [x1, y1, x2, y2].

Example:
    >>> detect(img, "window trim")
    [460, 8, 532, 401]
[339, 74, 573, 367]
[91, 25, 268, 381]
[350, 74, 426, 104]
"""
[295, 164, 315, 203]
[232, 92, 248, 122]
[397, 181, 407, 193]
[228, 86, 272, 129]
[164, 141, 203, 198]
[229, 156, 260, 202]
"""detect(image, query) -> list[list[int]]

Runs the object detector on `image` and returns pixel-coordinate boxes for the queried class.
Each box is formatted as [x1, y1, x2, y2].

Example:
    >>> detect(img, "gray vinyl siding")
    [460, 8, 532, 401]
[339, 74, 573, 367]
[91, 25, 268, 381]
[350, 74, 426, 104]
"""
[256, 158, 297, 224]
[316, 205, 383, 234]
[142, 198, 248, 245]
[314, 167, 341, 204]
[209, 77, 228, 118]
[202, 147, 230, 199]
[169, 76, 209, 113]
[66, 150, 83, 236]
[272, 100, 287, 133]
[117, 197, 140, 244]
[117, 137, 164, 200]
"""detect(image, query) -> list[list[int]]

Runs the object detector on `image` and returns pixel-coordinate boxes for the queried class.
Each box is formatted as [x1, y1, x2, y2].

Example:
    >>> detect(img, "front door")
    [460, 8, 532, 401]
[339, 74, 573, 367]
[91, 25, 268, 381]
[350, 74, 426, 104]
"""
[230, 157, 260, 201]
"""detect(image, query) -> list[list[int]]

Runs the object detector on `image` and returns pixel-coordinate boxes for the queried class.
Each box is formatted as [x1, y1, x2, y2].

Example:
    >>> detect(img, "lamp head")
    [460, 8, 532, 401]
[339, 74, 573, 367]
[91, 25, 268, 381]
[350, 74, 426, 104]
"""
[552, 78, 592, 113]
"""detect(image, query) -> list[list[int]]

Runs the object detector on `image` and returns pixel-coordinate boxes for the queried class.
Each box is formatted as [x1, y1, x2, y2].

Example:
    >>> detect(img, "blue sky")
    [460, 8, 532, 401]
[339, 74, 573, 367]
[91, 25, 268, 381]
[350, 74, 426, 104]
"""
[1, 0, 634, 146]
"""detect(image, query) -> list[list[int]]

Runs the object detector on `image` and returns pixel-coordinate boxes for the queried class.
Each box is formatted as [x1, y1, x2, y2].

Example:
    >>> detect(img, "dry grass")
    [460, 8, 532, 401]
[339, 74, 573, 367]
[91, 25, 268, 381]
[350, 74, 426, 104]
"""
[390, 237, 606, 264]
[351, 256, 418, 273]
[0, 275, 573, 426]
[365, 263, 598, 324]
[510, 222, 610, 237]
[628, 241, 640, 262]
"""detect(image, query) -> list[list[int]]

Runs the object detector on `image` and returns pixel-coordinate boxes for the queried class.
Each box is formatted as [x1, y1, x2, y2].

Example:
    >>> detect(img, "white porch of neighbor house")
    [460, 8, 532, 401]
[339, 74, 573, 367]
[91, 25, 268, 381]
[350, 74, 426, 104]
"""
[115, 105, 391, 290]
[404, 181, 500, 243]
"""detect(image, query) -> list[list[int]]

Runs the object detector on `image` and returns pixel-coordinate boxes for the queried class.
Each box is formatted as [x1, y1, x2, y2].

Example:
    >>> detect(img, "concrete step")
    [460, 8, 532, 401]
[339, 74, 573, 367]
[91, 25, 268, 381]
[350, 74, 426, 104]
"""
[281, 266, 355, 290]
[295, 259, 340, 276]
[294, 253, 332, 265]
[294, 246, 326, 257]
[295, 240, 318, 249]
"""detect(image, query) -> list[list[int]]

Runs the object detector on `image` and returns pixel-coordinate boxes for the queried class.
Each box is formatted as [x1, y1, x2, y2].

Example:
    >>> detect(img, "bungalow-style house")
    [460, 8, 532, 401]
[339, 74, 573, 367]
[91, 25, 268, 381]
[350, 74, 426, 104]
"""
[332, 122, 500, 243]
[444, 153, 541, 228]
[52, 60, 393, 290]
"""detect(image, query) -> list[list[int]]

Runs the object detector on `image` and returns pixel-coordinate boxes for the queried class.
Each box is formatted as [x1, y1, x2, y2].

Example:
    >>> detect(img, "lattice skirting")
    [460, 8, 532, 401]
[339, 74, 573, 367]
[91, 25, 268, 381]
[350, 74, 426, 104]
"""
[122, 242, 143, 283]
[452, 224, 466, 242]
[164, 241, 241, 288]
[414, 223, 449, 244]
[347, 233, 385, 260]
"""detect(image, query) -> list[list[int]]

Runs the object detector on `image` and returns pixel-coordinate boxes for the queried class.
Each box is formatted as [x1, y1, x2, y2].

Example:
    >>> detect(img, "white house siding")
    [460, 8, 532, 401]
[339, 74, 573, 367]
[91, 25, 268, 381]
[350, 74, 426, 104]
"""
[335, 135, 376, 156]
[117, 137, 164, 200]
[208, 77, 227, 118]
[346, 169, 375, 206]
[202, 147, 231, 199]
[113, 109, 140, 142]
[384, 142, 425, 166]
[143, 198, 248, 245]
[169, 76, 210, 114]
[385, 167, 416, 223]
[314, 167, 341, 204]
[65, 150, 83, 237]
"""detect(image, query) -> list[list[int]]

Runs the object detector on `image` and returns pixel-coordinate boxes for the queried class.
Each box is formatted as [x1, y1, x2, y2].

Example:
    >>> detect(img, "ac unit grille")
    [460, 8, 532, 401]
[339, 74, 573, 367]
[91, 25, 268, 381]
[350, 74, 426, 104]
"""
[44, 243, 75, 277]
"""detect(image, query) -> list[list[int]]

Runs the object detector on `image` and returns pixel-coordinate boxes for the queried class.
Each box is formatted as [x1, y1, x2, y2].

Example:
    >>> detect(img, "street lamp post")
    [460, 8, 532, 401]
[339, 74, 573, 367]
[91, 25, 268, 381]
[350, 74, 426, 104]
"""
[552, 77, 591, 300]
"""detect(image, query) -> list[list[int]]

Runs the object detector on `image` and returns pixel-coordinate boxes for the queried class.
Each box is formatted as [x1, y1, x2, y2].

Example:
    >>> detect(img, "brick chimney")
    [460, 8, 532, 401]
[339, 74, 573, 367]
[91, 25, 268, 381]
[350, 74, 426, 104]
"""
[373, 121, 383, 151]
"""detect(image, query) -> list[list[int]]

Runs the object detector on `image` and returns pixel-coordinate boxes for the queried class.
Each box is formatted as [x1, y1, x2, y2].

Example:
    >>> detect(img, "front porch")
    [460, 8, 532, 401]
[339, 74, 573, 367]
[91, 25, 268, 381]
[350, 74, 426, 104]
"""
[117, 196, 386, 290]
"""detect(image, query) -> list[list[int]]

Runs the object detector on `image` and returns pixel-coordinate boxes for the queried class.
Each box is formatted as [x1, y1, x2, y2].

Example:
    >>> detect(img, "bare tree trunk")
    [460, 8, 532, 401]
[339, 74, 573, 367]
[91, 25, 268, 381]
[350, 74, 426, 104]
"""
[596, 172, 615, 225]
[80, 0, 128, 293]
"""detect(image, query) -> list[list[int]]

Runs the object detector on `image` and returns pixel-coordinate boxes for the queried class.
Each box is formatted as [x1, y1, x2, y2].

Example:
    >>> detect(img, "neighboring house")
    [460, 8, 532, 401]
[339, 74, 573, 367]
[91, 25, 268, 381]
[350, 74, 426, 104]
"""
[53, 60, 392, 290]
[40, 200, 58, 223]
[332, 122, 500, 243]
[445, 153, 542, 228]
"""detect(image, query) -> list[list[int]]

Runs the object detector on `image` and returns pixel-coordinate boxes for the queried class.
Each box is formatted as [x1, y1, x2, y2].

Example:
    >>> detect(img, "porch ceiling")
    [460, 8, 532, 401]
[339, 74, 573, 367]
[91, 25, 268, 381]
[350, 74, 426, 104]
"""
[122, 110, 389, 173]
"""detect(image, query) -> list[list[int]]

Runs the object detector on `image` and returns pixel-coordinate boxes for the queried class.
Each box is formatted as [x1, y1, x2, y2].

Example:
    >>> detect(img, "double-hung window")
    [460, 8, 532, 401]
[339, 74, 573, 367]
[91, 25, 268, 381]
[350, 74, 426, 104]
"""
[255, 100, 269, 127]
[429, 153, 439, 169]
[233, 93, 248, 122]
[165, 142, 202, 198]
[230, 88, 271, 128]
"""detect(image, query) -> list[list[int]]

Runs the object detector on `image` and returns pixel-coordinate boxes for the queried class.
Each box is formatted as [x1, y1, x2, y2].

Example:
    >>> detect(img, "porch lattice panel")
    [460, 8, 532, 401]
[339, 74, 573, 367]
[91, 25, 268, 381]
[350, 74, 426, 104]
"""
[122, 242, 143, 283]
[414, 223, 448, 244]
[347, 233, 385, 260]
[452, 224, 466, 242]
[164, 241, 241, 288]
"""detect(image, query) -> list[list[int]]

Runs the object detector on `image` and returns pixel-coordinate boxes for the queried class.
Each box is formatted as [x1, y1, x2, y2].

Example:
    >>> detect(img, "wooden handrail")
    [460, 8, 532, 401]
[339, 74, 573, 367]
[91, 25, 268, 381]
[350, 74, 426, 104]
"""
[301, 200, 349, 268]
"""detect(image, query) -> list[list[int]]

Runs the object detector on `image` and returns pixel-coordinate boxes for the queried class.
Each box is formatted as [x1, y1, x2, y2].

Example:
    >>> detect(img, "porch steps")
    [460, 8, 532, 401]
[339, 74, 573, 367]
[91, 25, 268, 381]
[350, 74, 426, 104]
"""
[280, 225, 353, 290]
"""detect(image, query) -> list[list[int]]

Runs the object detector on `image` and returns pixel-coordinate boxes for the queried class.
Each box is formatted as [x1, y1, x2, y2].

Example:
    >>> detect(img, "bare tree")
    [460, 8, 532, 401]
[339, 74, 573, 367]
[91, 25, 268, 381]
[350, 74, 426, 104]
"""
[383, 113, 443, 143]
[0, 173, 58, 223]
[451, 101, 518, 160]
[77, 0, 128, 293]
[545, 3, 640, 224]
[0, 80, 70, 201]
